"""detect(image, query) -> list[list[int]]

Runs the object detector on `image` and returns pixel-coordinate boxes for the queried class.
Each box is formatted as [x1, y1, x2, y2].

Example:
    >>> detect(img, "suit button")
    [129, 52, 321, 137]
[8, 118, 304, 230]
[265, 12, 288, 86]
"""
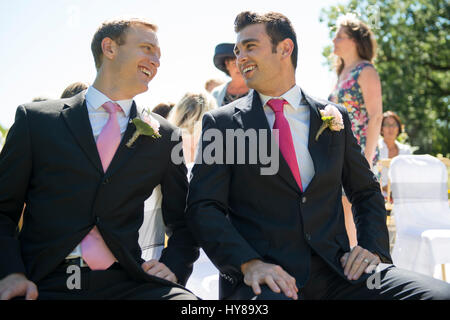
[302, 196, 307, 204]
[305, 233, 311, 241]
[103, 178, 110, 184]
[95, 216, 100, 223]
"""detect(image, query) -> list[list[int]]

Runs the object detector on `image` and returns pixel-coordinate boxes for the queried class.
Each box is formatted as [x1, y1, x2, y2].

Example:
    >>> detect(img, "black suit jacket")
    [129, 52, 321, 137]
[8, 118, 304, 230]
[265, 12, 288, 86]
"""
[186, 89, 392, 299]
[0, 91, 199, 287]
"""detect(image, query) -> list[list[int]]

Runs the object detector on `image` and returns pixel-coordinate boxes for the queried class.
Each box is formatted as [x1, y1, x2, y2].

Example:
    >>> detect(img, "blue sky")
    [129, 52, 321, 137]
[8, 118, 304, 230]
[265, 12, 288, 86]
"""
[0, 0, 343, 128]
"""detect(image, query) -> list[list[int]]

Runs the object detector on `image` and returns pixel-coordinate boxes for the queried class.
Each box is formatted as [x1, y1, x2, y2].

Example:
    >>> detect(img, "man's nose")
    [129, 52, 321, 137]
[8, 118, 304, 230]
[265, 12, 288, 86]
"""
[150, 55, 160, 68]
[236, 52, 248, 65]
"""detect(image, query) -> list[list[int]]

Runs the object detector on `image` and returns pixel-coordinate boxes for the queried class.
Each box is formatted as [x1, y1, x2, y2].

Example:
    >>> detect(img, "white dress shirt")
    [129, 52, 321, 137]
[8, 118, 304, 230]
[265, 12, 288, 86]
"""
[258, 85, 315, 191]
[85, 86, 133, 140]
[67, 86, 134, 259]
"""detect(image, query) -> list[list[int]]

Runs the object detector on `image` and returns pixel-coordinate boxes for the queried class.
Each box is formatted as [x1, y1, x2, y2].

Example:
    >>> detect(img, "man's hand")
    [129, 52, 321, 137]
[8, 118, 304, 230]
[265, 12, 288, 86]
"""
[0, 273, 38, 300]
[340, 246, 381, 281]
[241, 259, 298, 300]
[141, 259, 177, 283]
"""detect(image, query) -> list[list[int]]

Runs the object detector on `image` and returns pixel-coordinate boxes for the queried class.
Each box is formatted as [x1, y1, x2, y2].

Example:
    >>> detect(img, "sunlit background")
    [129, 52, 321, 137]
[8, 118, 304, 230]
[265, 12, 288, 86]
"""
[0, 0, 343, 128]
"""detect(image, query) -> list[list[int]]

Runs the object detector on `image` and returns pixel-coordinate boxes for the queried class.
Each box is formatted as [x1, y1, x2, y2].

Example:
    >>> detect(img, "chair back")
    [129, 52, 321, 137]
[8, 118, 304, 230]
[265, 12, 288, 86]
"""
[389, 155, 450, 232]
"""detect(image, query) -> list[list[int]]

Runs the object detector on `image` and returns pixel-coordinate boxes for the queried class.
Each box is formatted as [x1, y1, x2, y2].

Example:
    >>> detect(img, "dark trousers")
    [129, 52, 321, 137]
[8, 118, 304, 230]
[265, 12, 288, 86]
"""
[228, 255, 450, 300]
[36, 263, 198, 300]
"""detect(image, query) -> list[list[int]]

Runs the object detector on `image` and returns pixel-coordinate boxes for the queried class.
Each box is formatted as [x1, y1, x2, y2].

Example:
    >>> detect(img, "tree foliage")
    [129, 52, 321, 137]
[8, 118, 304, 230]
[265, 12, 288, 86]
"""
[320, 0, 449, 156]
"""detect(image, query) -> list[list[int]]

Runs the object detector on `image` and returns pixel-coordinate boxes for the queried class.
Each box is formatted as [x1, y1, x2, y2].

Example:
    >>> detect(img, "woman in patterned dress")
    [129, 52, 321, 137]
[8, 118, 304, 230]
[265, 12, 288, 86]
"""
[328, 14, 383, 248]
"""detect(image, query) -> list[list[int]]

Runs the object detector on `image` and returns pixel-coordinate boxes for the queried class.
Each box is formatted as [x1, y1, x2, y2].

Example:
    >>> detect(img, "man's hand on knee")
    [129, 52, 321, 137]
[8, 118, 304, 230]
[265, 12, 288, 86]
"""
[141, 259, 178, 283]
[241, 259, 298, 300]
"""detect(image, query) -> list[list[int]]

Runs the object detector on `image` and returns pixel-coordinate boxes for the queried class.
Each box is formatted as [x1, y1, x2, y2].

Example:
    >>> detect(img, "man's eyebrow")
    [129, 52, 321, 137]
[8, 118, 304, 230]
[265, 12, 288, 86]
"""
[240, 38, 259, 46]
[234, 38, 259, 53]
[141, 42, 157, 48]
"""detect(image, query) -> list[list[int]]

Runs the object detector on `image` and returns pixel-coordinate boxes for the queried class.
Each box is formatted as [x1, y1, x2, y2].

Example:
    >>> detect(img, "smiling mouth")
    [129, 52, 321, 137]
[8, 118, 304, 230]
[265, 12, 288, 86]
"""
[139, 66, 152, 79]
[241, 65, 256, 78]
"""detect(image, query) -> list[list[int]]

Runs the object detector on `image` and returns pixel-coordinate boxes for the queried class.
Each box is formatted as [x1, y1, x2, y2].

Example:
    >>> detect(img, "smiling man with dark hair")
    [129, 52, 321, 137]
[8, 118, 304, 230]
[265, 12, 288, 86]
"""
[187, 11, 450, 300]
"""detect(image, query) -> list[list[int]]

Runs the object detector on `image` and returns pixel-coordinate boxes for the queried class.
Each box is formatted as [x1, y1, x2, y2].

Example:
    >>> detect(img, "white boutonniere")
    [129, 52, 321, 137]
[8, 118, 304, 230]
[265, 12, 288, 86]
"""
[126, 109, 161, 148]
[315, 104, 345, 141]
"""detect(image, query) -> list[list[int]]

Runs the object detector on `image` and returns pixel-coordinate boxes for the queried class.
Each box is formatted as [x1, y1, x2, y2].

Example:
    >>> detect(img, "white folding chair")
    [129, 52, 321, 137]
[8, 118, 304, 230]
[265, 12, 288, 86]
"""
[390, 155, 450, 281]
[185, 249, 219, 300]
[139, 184, 219, 299]
[139, 185, 164, 261]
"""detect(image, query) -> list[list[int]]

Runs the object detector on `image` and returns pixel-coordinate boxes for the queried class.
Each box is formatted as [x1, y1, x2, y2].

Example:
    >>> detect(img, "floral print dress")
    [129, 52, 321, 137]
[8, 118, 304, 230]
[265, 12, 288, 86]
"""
[328, 61, 379, 166]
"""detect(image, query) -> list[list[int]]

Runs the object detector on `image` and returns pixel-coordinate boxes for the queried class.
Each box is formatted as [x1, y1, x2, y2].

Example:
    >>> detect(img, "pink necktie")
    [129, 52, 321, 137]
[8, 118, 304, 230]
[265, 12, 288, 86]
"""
[80, 101, 122, 270]
[267, 99, 303, 192]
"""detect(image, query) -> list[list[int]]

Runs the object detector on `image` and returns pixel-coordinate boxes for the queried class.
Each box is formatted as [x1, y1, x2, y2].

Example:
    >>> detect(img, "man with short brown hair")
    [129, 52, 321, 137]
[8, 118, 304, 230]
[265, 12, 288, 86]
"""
[0, 18, 198, 300]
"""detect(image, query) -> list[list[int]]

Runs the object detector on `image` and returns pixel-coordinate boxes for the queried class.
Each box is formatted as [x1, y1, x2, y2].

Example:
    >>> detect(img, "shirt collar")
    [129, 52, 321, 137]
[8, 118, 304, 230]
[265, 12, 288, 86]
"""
[258, 85, 303, 110]
[85, 86, 133, 117]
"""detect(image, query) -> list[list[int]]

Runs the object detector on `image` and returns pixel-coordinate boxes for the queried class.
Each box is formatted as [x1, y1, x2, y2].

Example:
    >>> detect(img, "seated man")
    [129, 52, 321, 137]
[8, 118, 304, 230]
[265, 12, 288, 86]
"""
[0, 18, 198, 300]
[186, 11, 450, 300]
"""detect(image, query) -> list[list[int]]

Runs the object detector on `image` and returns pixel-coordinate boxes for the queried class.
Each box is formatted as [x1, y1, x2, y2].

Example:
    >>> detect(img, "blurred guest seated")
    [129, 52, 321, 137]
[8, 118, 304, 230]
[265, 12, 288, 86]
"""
[60, 81, 89, 98]
[32, 96, 50, 102]
[152, 102, 174, 119]
[378, 110, 412, 196]
[205, 79, 224, 93]
[168, 92, 217, 171]
[211, 43, 249, 106]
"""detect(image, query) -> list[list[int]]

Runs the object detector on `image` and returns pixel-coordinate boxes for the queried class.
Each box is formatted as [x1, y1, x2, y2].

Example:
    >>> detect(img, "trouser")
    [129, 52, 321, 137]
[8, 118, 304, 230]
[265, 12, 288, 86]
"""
[35, 262, 198, 300]
[228, 255, 450, 300]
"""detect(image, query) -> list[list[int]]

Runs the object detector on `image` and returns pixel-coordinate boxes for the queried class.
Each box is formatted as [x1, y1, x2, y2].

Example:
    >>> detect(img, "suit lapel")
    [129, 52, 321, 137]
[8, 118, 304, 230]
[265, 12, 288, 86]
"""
[235, 91, 302, 194]
[61, 92, 103, 174]
[303, 90, 330, 192]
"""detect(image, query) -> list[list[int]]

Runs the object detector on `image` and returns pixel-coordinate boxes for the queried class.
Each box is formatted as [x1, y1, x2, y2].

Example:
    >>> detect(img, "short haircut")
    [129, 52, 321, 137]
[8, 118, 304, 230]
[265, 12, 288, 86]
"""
[234, 11, 298, 69]
[152, 102, 175, 119]
[60, 82, 88, 98]
[91, 18, 158, 70]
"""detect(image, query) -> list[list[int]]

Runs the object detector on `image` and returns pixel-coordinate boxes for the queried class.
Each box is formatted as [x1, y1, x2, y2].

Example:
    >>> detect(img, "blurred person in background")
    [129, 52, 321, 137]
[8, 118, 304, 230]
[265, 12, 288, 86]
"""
[378, 110, 412, 196]
[61, 82, 89, 98]
[152, 102, 174, 119]
[328, 14, 383, 248]
[204, 78, 224, 93]
[167, 91, 218, 299]
[168, 91, 217, 174]
[211, 43, 249, 106]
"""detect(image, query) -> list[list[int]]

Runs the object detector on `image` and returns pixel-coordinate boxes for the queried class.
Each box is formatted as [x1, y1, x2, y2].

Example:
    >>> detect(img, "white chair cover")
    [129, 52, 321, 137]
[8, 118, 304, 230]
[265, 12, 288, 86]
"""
[184, 162, 220, 299]
[139, 166, 220, 299]
[390, 155, 450, 278]
[139, 184, 164, 261]
[185, 249, 219, 300]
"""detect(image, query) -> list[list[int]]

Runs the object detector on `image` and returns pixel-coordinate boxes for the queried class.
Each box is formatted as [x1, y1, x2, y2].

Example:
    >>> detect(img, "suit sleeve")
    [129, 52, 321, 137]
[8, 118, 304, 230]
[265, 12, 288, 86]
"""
[186, 112, 262, 278]
[158, 128, 199, 286]
[341, 109, 392, 263]
[0, 106, 32, 279]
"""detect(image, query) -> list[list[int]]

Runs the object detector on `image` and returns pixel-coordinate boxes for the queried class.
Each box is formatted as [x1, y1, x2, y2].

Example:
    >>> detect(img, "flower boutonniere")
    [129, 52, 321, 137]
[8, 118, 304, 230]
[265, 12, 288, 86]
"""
[126, 109, 161, 148]
[315, 104, 344, 141]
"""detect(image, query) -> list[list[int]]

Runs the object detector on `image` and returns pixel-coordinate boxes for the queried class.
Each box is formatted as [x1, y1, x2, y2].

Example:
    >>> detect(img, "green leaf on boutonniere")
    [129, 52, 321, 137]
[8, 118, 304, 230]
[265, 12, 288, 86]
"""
[126, 115, 161, 148]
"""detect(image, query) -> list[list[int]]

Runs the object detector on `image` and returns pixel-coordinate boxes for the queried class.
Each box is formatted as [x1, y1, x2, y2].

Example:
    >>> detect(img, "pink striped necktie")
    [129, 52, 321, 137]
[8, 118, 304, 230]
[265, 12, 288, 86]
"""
[80, 101, 122, 270]
[267, 99, 303, 192]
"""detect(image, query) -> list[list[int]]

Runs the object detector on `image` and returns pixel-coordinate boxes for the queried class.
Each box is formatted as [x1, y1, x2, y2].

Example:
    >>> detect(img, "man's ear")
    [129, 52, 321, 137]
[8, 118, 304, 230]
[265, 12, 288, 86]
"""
[101, 37, 117, 61]
[278, 38, 294, 59]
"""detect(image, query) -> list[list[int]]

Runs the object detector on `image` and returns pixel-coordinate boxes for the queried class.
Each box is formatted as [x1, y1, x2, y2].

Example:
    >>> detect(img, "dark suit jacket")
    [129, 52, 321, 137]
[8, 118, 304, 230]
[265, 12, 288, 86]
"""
[0, 91, 199, 287]
[186, 89, 392, 299]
